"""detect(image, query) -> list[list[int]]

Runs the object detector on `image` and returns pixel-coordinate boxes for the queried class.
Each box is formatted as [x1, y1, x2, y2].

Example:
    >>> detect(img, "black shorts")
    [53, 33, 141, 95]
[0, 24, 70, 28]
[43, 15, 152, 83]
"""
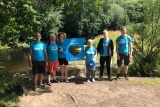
[117, 53, 130, 67]
[32, 60, 45, 74]
[58, 58, 68, 65]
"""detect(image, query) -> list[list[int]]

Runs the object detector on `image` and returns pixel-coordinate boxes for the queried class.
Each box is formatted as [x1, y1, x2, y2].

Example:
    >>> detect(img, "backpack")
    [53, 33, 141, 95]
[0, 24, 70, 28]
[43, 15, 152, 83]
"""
[10, 85, 27, 96]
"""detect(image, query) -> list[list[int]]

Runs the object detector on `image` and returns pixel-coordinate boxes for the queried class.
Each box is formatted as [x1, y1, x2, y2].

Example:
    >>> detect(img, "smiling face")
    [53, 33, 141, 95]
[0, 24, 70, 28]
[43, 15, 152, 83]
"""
[121, 27, 127, 36]
[103, 30, 108, 39]
[59, 34, 65, 41]
[87, 39, 93, 47]
[50, 34, 56, 42]
[35, 33, 41, 42]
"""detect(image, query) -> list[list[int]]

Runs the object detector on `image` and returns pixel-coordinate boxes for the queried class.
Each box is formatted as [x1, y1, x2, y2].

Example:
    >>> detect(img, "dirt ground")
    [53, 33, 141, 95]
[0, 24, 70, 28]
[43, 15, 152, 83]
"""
[18, 76, 160, 107]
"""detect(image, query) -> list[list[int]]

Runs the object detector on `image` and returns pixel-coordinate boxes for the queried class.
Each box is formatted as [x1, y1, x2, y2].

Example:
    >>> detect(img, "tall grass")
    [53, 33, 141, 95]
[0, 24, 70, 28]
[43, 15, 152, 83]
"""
[93, 31, 121, 47]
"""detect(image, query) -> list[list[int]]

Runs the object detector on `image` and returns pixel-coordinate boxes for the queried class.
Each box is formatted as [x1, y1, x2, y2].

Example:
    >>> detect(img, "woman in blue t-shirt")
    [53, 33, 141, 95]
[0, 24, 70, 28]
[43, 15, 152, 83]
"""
[57, 32, 69, 83]
[84, 39, 97, 82]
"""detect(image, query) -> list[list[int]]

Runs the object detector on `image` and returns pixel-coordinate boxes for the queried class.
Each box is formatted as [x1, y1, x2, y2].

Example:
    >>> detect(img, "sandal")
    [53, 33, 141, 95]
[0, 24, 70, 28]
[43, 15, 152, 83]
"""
[52, 79, 60, 83]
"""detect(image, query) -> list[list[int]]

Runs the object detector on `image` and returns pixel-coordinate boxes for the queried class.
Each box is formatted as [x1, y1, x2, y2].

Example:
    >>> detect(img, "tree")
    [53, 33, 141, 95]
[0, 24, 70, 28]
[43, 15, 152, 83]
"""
[128, 0, 160, 76]
[0, 0, 40, 47]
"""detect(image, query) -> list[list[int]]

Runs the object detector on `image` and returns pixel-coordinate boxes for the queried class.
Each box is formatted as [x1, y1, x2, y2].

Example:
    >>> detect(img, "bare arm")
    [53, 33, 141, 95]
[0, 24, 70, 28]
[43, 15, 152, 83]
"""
[116, 43, 120, 60]
[44, 49, 48, 66]
[129, 42, 133, 59]
[28, 50, 32, 67]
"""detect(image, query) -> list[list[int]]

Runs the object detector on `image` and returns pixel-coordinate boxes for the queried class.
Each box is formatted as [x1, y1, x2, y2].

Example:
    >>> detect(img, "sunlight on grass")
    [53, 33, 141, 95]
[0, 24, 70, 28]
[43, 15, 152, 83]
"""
[128, 78, 160, 87]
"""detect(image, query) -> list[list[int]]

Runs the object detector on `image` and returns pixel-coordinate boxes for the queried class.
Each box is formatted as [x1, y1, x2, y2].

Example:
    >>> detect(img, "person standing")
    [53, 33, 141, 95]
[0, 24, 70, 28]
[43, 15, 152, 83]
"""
[57, 32, 69, 83]
[46, 34, 59, 86]
[85, 39, 97, 82]
[97, 30, 114, 81]
[116, 27, 133, 80]
[28, 32, 47, 91]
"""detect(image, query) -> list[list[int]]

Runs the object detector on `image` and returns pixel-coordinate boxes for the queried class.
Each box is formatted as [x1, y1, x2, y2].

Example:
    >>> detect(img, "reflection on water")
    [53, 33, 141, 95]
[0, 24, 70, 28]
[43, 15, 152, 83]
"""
[0, 48, 30, 73]
[0, 48, 118, 74]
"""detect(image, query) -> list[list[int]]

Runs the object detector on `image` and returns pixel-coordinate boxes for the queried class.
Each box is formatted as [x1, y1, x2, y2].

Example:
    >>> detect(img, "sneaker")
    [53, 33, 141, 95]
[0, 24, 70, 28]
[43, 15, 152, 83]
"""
[52, 79, 60, 83]
[87, 79, 91, 82]
[125, 76, 129, 80]
[98, 76, 103, 81]
[34, 85, 38, 91]
[39, 84, 45, 89]
[47, 82, 52, 86]
[65, 80, 69, 83]
[108, 76, 113, 81]
[92, 78, 95, 82]
[116, 77, 120, 81]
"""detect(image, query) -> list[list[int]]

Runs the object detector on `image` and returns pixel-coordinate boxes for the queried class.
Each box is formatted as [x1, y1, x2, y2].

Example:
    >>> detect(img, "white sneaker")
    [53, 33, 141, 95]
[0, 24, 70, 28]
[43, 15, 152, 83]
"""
[92, 78, 95, 82]
[87, 79, 91, 82]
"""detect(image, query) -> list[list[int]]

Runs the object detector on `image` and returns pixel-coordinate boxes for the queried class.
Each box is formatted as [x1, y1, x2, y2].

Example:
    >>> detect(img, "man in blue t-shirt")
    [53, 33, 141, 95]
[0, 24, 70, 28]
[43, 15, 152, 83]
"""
[46, 34, 59, 86]
[116, 27, 133, 80]
[28, 32, 47, 90]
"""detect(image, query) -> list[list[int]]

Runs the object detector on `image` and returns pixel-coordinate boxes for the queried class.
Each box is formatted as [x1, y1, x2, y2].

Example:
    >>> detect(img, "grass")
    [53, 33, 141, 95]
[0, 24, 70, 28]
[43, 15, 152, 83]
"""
[93, 30, 121, 47]
[126, 77, 160, 88]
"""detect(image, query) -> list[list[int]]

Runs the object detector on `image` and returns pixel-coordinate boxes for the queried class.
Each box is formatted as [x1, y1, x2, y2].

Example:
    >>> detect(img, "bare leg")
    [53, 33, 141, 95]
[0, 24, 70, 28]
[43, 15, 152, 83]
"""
[34, 74, 39, 86]
[39, 73, 44, 85]
[64, 65, 68, 81]
[52, 71, 56, 80]
[60, 65, 64, 80]
[124, 65, 128, 74]
[47, 74, 51, 82]
[117, 66, 121, 74]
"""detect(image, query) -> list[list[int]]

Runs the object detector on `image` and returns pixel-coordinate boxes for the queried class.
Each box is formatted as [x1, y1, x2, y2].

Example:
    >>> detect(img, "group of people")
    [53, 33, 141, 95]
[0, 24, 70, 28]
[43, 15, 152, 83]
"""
[28, 26, 132, 91]
[28, 32, 69, 90]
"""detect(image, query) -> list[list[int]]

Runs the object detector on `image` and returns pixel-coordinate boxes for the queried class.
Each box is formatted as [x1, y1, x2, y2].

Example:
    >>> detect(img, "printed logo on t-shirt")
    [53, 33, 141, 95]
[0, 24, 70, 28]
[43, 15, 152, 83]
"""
[119, 39, 128, 44]
[34, 44, 43, 50]
[51, 46, 58, 50]
[86, 51, 95, 55]
[103, 43, 109, 46]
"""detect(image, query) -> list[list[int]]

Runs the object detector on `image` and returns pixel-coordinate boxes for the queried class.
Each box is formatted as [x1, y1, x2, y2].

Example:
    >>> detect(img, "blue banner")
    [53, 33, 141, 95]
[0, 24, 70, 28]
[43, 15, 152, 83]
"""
[62, 38, 85, 61]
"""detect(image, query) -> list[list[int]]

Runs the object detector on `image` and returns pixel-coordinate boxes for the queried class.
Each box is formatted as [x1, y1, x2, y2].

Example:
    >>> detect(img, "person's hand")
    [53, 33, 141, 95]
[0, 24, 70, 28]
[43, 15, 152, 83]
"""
[117, 55, 120, 60]
[29, 62, 32, 68]
[129, 54, 132, 59]
[59, 48, 63, 52]
[45, 61, 48, 67]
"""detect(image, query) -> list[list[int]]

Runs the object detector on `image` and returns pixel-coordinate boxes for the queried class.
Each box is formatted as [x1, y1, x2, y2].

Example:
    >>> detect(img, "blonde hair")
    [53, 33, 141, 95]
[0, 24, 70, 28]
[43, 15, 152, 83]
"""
[103, 30, 108, 33]
[50, 34, 56, 38]
[88, 39, 93, 44]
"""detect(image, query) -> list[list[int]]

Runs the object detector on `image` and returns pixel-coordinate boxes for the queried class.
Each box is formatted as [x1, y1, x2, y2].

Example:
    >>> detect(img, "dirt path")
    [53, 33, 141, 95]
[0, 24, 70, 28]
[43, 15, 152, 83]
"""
[18, 77, 160, 107]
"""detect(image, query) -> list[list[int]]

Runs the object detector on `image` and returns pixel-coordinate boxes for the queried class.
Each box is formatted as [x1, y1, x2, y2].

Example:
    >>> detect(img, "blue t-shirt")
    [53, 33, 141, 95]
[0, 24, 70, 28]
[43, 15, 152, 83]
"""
[116, 35, 132, 54]
[101, 38, 109, 56]
[57, 41, 66, 58]
[85, 46, 97, 64]
[29, 41, 46, 61]
[46, 42, 58, 61]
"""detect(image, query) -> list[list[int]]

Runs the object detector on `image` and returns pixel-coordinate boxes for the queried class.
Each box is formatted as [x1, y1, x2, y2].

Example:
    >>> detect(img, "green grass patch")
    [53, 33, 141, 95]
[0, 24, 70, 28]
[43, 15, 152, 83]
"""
[128, 78, 160, 87]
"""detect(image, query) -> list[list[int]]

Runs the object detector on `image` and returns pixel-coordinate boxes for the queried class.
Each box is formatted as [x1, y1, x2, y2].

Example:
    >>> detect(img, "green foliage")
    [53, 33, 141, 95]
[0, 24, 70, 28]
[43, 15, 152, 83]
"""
[0, 71, 19, 107]
[127, 0, 160, 77]
[109, 3, 126, 30]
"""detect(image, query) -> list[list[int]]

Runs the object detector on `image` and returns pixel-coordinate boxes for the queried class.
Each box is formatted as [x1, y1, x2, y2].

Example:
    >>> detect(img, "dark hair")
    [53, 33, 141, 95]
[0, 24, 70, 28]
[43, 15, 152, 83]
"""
[58, 32, 66, 40]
